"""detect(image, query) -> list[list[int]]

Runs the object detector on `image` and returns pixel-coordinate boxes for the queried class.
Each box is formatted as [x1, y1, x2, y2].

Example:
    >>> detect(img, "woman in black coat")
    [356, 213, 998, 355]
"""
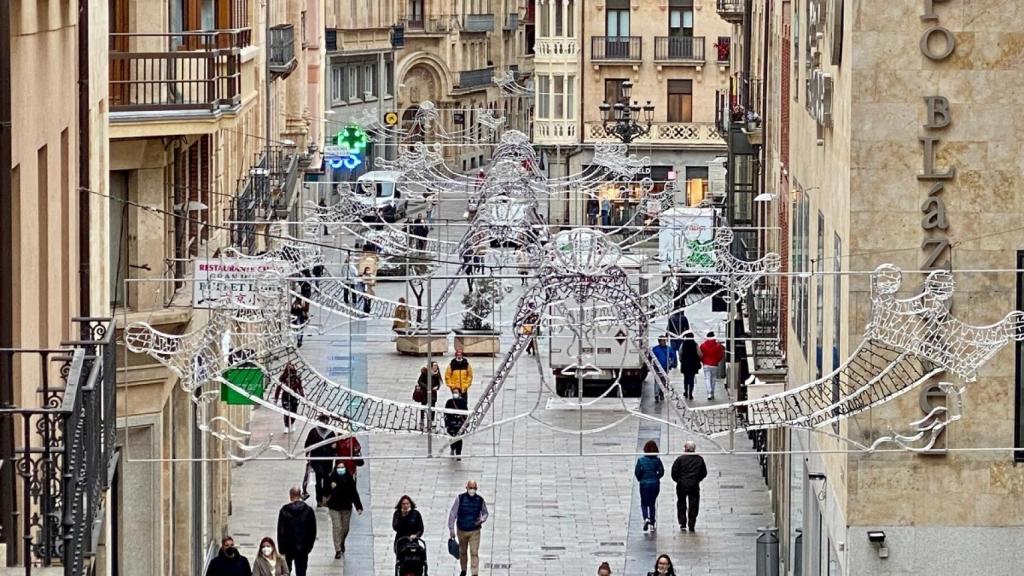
[444, 389, 468, 458]
[392, 495, 425, 547]
[678, 332, 702, 401]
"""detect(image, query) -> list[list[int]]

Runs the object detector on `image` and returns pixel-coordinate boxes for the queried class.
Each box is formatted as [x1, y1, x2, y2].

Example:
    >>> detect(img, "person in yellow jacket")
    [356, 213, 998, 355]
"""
[445, 348, 474, 401]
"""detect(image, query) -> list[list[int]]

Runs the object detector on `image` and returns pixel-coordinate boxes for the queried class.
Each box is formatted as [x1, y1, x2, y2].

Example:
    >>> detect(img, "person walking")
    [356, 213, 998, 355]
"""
[410, 217, 429, 251]
[342, 254, 358, 305]
[206, 536, 252, 576]
[667, 309, 690, 357]
[444, 388, 468, 458]
[699, 332, 725, 400]
[275, 363, 304, 434]
[586, 196, 600, 227]
[448, 480, 489, 576]
[415, 363, 443, 430]
[650, 335, 676, 404]
[446, 349, 474, 402]
[647, 554, 676, 576]
[359, 266, 376, 313]
[335, 433, 364, 477]
[671, 441, 708, 532]
[678, 333, 702, 401]
[290, 297, 309, 347]
[600, 196, 611, 228]
[276, 487, 316, 576]
[521, 311, 540, 356]
[392, 495, 425, 545]
[393, 297, 411, 333]
[303, 417, 337, 506]
[634, 440, 665, 532]
[251, 537, 288, 576]
[596, 562, 613, 576]
[325, 462, 363, 558]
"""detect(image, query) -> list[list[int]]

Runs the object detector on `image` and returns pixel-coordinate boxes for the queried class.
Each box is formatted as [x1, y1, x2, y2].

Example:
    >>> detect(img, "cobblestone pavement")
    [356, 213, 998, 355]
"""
[227, 195, 773, 575]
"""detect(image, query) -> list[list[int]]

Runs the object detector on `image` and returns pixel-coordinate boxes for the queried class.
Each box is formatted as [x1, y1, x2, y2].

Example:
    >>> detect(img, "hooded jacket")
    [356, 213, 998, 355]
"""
[205, 548, 252, 576]
[445, 358, 474, 392]
[326, 468, 363, 513]
[276, 500, 317, 556]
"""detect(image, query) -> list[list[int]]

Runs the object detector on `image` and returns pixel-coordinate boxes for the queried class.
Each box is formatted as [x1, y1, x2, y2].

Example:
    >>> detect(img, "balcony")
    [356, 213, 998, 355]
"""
[591, 36, 642, 62]
[655, 36, 706, 64]
[108, 29, 251, 113]
[717, 0, 745, 23]
[504, 13, 519, 31]
[457, 67, 496, 90]
[535, 119, 578, 145]
[403, 16, 454, 35]
[463, 13, 495, 33]
[0, 318, 117, 574]
[269, 24, 297, 78]
[536, 37, 579, 62]
[585, 121, 725, 148]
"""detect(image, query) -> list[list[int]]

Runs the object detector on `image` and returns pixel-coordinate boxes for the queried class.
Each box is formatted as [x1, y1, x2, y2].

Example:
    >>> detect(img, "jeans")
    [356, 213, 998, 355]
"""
[676, 486, 700, 529]
[281, 395, 299, 429]
[683, 373, 695, 398]
[457, 528, 482, 575]
[286, 552, 308, 576]
[639, 482, 660, 523]
[330, 508, 353, 553]
[703, 366, 717, 398]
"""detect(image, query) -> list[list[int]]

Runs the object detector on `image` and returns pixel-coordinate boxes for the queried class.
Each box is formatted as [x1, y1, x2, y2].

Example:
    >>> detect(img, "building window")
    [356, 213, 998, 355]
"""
[331, 66, 344, 104]
[348, 67, 359, 101]
[606, 0, 630, 36]
[110, 171, 130, 307]
[669, 0, 694, 37]
[685, 166, 708, 206]
[815, 211, 825, 380]
[566, 75, 575, 117]
[385, 61, 394, 97]
[604, 78, 627, 106]
[791, 187, 810, 355]
[364, 64, 375, 98]
[553, 75, 565, 119]
[667, 79, 693, 122]
[409, 0, 423, 22]
[538, 75, 550, 118]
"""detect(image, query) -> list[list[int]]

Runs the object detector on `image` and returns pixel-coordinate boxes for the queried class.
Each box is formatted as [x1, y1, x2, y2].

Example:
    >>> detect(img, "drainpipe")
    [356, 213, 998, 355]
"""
[0, 0, 15, 563]
[78, 0, 91, 315]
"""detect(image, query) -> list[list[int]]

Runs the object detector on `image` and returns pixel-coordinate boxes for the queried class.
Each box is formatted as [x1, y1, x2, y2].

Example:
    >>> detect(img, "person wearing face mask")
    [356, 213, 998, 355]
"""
[303, 416, 338, 507]
[445, 348, 474, 403]
[447, 480, 489, 576]
[443, 388, 468, 459]
[251, 537, 288, 576]
[205, 536, 252, 576]
[275, 487, 316, 575]
[646, 554, 676, 576]
[325, 461, 363, 558]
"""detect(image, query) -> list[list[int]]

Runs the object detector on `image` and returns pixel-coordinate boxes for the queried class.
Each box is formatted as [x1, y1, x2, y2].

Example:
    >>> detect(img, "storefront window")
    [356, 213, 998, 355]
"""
[685, 166, 708, 206]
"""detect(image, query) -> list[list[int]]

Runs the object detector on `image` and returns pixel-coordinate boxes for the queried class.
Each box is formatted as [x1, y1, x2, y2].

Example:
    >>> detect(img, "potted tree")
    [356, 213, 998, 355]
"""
[395, 264, 451, 356]
[453, 277, 503, 356]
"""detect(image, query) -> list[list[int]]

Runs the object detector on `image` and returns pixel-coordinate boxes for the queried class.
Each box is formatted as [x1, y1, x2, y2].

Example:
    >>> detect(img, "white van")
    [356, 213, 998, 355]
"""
[354, 170, 409, 222]
[547, 253, 656, 397]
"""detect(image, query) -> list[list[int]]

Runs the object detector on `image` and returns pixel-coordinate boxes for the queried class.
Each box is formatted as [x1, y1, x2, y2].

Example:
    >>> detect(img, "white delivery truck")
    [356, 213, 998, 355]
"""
[548, 253, 657, 397]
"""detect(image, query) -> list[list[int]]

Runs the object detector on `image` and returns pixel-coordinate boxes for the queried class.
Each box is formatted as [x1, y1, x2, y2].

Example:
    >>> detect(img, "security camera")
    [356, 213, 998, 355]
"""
[867, 531, 885, 543]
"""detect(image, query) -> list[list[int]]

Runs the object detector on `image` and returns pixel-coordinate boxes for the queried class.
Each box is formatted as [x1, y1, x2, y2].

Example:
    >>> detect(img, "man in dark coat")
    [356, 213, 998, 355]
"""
[276, 486, 317, 576]
[326, 464, 364, 558]
[670, 441, 708, 532]
[205, 536, 252, 576]
[667, 310, 690, 359]
[304, 418, 338, 506]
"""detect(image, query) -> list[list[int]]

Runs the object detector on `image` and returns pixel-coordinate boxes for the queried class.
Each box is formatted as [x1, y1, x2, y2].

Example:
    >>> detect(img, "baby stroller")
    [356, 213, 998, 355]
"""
[395, 536, 428, 576]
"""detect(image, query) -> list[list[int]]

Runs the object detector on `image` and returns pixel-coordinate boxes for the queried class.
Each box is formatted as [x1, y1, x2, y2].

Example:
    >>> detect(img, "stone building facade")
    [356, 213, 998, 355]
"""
[725, 1, 1024, 574]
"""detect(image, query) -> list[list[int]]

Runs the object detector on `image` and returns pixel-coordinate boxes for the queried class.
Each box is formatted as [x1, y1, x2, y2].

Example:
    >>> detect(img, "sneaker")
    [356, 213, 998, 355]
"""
[334, 551, 341, 559]
[680, 525, 687, 533]
[707, 395, 713, 400]
[643, 519, 649, 532]
[651, 521, 657, 531]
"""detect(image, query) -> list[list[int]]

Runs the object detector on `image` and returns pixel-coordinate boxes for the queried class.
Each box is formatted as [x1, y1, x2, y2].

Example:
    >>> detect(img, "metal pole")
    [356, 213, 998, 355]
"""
[426, 275, 433, 455]
[577, 300, 584, 456]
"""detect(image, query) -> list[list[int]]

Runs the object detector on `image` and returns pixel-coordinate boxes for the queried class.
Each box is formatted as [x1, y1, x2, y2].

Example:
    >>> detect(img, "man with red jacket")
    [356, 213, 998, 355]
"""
[698, 332, 725, 401]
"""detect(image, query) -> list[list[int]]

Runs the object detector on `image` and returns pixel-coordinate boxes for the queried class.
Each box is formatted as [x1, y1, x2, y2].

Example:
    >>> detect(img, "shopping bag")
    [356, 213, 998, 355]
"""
[447, 537, 460, 559]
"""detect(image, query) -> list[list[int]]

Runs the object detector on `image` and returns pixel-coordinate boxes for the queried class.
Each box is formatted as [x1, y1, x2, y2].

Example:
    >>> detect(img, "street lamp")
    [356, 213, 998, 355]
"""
[599, 81, 654, 144]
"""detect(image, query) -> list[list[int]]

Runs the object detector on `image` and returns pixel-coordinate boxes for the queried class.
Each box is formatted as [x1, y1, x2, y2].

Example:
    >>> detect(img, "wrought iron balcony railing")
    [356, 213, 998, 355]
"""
[655, 36, 706, 62]
[108, 29, 251, 112]
[0, 318, 117, 575]
[591, 36, 642, 61]
[458, 67, 496, 89]
[269, 24, 297, 76]
[463, 13, 495, 33]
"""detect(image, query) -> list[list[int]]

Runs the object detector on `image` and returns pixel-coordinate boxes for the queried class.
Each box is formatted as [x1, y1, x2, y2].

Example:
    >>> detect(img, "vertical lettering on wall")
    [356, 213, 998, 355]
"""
[918, 4, 956, 272]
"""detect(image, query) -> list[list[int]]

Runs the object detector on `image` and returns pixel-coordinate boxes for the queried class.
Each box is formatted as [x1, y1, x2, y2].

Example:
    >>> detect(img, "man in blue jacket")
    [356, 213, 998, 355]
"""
[651, 335, 676, 403]
[448, 479, 489, 576]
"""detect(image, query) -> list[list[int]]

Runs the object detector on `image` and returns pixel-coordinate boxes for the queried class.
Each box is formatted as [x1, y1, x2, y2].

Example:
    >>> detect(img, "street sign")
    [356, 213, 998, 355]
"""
[384, 111, 399, 126]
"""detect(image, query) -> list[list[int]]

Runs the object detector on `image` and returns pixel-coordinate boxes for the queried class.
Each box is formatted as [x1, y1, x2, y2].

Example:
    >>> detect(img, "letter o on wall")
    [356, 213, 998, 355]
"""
[920, 26, 956, 61]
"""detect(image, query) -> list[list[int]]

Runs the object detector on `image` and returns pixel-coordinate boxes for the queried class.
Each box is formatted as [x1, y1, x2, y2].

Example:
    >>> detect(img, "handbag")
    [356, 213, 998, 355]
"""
[447, 537, 460, 559]
[412, 385, 426, 403]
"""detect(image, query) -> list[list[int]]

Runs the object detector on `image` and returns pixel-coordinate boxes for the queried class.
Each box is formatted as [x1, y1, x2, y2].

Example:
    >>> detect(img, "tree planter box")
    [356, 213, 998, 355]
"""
[396, 330, 450, 356]
[453, 329, 501, 356]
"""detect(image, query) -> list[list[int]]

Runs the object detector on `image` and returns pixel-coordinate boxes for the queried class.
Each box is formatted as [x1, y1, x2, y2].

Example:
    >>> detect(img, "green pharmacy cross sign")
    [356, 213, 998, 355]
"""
[336, 125, 369, 155]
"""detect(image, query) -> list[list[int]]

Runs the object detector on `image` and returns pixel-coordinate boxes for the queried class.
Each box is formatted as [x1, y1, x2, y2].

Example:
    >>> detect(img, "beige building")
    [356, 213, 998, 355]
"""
[106, 0, 316, 574]
[396, 0, 532, 171]
[532, 0, 732, 224]
[723, 1, 1024, 574]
